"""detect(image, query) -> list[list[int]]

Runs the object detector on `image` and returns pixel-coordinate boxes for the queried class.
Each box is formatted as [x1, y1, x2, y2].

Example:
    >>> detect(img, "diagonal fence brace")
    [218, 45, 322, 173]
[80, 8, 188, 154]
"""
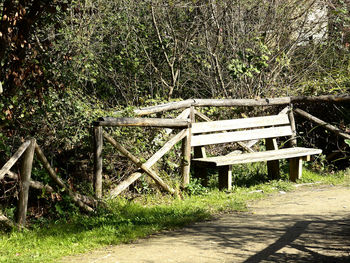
[103, 131, 176, 195]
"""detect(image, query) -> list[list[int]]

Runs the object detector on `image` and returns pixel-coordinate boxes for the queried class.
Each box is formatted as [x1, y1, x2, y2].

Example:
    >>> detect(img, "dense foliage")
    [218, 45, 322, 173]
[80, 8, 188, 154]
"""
[0, 0, 349, 221]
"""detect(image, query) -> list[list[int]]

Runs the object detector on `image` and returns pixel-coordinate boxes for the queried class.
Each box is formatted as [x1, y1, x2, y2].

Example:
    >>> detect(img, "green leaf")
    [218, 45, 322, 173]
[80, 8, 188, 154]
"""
[345, 139, 350, 147]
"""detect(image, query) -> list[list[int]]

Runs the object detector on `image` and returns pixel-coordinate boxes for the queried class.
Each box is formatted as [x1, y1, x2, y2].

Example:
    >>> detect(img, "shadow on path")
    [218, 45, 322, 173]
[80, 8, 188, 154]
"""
[62, 186, 350, 263]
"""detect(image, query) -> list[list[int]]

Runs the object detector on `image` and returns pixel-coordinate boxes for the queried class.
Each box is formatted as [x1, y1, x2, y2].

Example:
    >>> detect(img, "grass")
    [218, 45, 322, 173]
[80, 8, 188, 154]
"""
[1, 167, 349, 263]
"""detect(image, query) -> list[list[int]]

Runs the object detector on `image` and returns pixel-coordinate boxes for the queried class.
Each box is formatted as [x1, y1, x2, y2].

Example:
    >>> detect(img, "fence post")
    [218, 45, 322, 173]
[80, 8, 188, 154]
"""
[17, 138, 35, 227]
[93, 125, 103, 198]
[288, 105, 297, 147]
[181, 106, 194, 187]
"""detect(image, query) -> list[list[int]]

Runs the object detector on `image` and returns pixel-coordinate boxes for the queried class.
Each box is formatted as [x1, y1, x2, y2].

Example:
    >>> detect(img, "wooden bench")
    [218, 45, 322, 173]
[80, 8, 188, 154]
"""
[191, 110, 322, 190]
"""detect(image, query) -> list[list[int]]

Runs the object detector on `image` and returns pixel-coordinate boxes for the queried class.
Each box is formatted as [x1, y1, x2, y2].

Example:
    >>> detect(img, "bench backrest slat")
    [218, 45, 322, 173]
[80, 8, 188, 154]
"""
[191, 126, 293, 147]
[191, 114, 290, 134]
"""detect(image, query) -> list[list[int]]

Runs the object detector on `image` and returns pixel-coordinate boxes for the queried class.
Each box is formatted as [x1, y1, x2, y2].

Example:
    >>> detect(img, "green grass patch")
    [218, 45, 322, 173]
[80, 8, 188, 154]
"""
[298, 168, 350, 186]
[1, 168, 349, 263]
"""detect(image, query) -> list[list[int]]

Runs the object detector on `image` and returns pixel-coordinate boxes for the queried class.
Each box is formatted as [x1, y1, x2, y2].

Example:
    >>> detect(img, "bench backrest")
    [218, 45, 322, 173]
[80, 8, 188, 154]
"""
[191, 114, 293, 147]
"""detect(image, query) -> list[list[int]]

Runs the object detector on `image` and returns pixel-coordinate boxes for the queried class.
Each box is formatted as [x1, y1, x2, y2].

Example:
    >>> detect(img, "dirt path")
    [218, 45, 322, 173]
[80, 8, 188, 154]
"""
[62, 185, 350, 263]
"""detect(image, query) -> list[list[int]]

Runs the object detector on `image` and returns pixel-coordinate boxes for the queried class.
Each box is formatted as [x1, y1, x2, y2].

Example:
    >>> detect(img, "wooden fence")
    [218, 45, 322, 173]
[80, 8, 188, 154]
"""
[0, 140, 97, 228]
[1, 95, 349, 228]
[92, 95, 350, 199]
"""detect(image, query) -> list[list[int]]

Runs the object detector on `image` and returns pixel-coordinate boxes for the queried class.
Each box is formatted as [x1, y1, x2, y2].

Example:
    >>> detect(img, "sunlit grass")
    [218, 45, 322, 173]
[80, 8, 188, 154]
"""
[1, 167, 349, 263]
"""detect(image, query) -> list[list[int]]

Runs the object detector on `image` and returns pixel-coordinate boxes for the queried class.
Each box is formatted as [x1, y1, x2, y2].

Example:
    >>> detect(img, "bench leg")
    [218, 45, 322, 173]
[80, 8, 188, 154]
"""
[267, 160, 280, 179]
[193, 146, 208, 186]
[218, 165, 232, 191]
[193, 165, 208, 186]
[266, 138, 280, 180]
[289, 157, 303, 182]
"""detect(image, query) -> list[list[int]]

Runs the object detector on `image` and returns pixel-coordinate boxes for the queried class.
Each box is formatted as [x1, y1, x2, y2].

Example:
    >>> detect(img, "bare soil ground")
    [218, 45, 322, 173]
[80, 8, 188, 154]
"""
[62, 185, 350, 263]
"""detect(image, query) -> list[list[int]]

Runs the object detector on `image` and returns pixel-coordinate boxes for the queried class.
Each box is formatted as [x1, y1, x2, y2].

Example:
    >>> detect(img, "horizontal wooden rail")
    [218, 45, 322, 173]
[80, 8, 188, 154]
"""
[132, 94, 350, 116]
[134, 100, 193, 116]
[95, 117, 191, 128]
[192, 98, 291, 107]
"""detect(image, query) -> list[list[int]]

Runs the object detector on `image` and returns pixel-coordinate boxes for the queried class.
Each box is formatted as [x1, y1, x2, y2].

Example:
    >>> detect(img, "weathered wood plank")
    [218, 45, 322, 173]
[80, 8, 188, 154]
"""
[109, 172, 143, 198]
[134, 100, 193, 116]
[294, 108, 350, 140]
[192, 147, 322, 166]
[191, 126, 293, 147]
[193, 109, 255, 153]
[93, 126, 103, 198]
[103, 132, 176, 194]
[96, 117, 191, 128]
[192, 114, 290, 134]
[225, 150, 243, 157]
[0, 140, 31, 180]
[279, 106, 290, 115]
[17, 139, 35, 227]
[288, 108, 297, 147]
[181, 107, 194, 187]
[193, 97, 292, 107]
[132, 95, 350, 116]
[291, 94, 350, 103]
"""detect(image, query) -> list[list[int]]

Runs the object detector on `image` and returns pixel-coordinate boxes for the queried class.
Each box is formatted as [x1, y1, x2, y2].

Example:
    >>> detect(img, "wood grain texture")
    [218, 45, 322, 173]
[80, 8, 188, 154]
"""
[191, 114, 290, 134]
[192, 147, 322, 166]
[17, 139, 35, 227]
[191, 126, 293, 147]
[109, 172, 143, 198]
[132, 95, 350, 116]
[193, 109, 255, 152]
[93, 126, 103, 198]
[162, 108, 191, 136]
[181, 107, 194, 187]
[134, 100, 193, 116]
[192, 97, 291, 107]
[96, 117, 191, 128]
[288, 109, 297, 147]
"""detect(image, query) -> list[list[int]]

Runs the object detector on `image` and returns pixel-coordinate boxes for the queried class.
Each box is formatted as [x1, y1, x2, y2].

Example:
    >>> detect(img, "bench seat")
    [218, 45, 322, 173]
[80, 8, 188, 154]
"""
[190, 109, 322, 190]
[192, 147, 322, 167]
